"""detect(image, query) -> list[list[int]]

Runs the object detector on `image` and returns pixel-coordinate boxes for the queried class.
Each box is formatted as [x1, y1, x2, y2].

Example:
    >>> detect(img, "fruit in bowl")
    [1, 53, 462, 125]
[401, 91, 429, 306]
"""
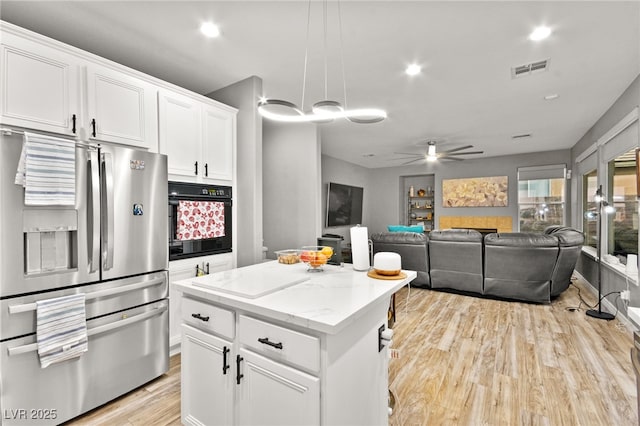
[300, 246, 334, 271]
[275, 249, 301, 264]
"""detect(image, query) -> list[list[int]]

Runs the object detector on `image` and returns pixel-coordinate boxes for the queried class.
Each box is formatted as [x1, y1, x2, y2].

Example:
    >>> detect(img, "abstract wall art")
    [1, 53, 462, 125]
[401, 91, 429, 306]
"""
[442, 176, 508, 207]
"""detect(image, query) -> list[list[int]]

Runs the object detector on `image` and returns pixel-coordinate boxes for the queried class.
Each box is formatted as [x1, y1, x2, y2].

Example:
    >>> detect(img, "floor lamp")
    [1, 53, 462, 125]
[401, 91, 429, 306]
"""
[586, 184, 616, 320]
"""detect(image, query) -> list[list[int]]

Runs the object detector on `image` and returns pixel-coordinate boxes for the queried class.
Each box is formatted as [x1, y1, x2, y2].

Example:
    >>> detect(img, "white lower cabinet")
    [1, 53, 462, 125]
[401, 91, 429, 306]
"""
[180, 301, 320, 426]
[169, 253, 234, 352]
[181, 325, 234, 426]
[236, 348, 320, 426]
[178, 287, 390, 425]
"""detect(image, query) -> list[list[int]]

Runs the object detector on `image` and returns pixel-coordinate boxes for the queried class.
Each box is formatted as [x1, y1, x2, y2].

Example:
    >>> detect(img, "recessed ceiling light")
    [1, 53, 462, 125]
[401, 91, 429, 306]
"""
[544, 94, 559, 100]
[200, 22, 220, 38]
[405, 64, 421, 76]
[529, 26, 551, 41]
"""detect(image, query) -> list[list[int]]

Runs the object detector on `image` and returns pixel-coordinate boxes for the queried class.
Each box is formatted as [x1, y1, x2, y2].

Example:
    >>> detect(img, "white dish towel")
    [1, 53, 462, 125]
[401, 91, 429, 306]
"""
[15, 131, 76, 206]
[36, 293, 88, 368]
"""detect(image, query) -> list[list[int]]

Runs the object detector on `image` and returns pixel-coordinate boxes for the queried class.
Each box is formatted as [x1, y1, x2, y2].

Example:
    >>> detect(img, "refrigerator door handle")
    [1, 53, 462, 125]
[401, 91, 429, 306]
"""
[89, 150, 101, 273]
[8, 277, 166, 314]
[102, 152, 115, 271]
[7, 303, 168, 357]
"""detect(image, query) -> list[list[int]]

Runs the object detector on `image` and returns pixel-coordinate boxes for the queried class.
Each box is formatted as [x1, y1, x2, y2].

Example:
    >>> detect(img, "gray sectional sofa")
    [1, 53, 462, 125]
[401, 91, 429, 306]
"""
[370, 226, 584, 303]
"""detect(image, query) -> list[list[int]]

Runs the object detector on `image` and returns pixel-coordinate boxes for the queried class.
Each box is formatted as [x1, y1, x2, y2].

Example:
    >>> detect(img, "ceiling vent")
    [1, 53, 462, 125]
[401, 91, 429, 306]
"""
[511, 59, 549, 78]
[512, 133, 532, 140]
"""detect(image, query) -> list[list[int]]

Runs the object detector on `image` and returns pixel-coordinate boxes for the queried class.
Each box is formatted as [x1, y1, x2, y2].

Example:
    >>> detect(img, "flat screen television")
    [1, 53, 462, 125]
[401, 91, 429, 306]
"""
[326, 182, 364, 227]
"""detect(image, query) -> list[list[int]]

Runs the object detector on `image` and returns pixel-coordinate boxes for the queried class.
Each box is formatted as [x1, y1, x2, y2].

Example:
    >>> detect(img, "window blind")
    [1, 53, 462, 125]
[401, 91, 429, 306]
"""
[518, 164, 566, 180]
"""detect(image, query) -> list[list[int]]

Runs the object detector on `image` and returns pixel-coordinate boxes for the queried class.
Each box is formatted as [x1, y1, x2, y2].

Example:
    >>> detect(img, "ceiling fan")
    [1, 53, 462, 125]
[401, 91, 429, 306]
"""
[394, 141, 484, 164]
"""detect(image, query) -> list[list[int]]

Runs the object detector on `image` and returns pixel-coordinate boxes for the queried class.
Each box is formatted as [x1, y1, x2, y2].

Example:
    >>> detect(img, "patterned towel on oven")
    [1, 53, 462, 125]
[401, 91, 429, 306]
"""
[15, 131, 76, 206]
[176, 200, 226, 240]
[36, 293, 88, 368]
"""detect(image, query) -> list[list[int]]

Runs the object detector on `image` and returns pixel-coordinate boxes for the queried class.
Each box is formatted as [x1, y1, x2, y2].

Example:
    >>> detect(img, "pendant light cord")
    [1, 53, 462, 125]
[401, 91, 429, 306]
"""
[303, 0, 349, 109]
[301, 0, 312, 109]
[323, 0, 328, 100]
[337, 0, 348, 109]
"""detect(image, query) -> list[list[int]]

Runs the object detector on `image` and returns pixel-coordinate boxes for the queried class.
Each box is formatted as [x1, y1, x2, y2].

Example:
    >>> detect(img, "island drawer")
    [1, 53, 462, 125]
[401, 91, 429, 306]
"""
[182, 297, 235, 339]
[239, 315, 320, 373]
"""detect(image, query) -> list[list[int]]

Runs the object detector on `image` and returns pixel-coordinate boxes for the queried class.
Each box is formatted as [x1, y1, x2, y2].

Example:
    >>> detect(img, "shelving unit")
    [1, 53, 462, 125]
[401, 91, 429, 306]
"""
[408, 193, 434, 231]
[401, 174, 435, 233]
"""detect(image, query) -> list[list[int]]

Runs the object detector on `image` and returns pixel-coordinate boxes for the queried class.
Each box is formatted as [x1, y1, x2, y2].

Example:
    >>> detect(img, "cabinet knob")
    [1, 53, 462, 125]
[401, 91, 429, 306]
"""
[204, 163, 208, 177]
[72, 114, 77, 134]
[91, 118, 96, 137]
[194, 161, 198, 175]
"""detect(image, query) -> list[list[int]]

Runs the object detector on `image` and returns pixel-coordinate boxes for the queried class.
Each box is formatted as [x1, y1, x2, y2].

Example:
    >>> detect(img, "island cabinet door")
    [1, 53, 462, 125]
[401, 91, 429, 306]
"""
[236, 348, 320, 426]
[181, 324, 234, 426]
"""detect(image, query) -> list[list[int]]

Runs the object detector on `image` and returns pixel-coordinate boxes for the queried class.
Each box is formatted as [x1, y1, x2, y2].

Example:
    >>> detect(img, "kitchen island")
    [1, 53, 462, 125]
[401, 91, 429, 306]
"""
[173, 261, 416, 426]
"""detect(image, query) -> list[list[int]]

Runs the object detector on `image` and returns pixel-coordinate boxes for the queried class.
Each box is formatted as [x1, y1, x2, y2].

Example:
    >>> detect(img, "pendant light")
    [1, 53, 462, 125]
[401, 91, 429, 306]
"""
[257, 0, 386, 124]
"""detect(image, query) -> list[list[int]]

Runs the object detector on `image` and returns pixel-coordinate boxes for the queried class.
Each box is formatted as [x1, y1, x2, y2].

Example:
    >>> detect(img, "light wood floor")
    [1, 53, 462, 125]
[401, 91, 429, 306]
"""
[68, 275, 637, 425]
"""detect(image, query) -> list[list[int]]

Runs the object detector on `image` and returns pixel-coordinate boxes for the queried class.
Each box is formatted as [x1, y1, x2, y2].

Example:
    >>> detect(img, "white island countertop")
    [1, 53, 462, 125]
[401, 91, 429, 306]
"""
[173, 261, 416, 335]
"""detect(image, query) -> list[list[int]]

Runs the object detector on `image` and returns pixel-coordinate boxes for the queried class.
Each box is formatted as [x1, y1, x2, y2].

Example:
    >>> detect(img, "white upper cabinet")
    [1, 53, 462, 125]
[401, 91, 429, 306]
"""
[1, 21, 235, 170]
[202, 104, 234, 182]
[85, 64, 158, 151]
[0, 33, 80, 136]
[159, 89, 202, 177]
[159, 88, 236, 182]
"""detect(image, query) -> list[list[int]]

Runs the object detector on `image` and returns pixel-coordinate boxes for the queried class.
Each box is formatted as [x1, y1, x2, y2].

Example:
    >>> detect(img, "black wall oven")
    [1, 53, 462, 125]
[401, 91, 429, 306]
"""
[168, 181, 232, 260]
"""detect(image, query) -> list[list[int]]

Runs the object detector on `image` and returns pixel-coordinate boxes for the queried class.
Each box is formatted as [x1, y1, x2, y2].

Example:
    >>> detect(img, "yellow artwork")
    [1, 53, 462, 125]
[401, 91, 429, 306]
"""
[442, 176, 508, 207]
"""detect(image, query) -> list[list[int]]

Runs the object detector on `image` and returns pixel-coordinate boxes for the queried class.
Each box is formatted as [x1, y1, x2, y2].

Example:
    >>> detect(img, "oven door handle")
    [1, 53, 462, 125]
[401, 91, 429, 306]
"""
[7, 304, 168, 357]
[7, 278, 165, 314]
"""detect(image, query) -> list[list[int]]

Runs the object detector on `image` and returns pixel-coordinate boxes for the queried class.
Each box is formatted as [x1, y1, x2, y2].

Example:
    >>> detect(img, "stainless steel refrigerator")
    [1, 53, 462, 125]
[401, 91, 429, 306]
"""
[0, 131, 169, 425]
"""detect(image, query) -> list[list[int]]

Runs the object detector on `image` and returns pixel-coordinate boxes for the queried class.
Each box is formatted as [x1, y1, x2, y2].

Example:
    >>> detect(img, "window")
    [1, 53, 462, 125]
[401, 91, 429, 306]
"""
[518, 165, 566, 232]
[583, 169, 598, 249]
[607, 148, 638, 260]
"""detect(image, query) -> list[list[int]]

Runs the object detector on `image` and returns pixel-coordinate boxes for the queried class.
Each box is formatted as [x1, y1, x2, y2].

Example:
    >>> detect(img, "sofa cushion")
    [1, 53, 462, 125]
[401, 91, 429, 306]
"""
[429, 228, 483, 242]
[483, 233, 559, 303]
[370, 232, 430, 287]
[484, 232, 558, 247]
[428, 229, 483, 293]
[543, 227, 584, 296]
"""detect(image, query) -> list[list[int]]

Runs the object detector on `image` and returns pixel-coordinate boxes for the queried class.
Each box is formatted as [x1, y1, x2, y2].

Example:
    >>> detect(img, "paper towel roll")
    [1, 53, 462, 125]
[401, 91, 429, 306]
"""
[627, 254, 638, 275]
[350, 225, 370, 271]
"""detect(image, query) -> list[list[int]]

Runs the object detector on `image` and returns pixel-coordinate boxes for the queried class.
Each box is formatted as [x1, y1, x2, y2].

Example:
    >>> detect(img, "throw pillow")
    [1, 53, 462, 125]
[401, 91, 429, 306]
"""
[387, 225, 424, 233]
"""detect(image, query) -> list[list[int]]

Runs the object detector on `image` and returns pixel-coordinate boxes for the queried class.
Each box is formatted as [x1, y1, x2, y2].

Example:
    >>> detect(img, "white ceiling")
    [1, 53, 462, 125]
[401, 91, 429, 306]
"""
[1, 1, 639, 168]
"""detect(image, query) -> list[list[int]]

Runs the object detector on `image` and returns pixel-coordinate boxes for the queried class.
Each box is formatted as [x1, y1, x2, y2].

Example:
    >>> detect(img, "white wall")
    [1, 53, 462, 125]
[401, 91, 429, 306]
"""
[570, 75, 640, 309]
[321, 150, 572, 236]
[207, 76, 264, 267]
[263, 122, 321, 258]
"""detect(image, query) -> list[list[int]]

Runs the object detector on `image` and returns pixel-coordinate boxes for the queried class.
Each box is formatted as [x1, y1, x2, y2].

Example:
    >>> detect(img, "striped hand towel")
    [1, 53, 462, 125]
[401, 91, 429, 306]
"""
[19, 132, 76, 206]
[36, 293, 88, 368]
